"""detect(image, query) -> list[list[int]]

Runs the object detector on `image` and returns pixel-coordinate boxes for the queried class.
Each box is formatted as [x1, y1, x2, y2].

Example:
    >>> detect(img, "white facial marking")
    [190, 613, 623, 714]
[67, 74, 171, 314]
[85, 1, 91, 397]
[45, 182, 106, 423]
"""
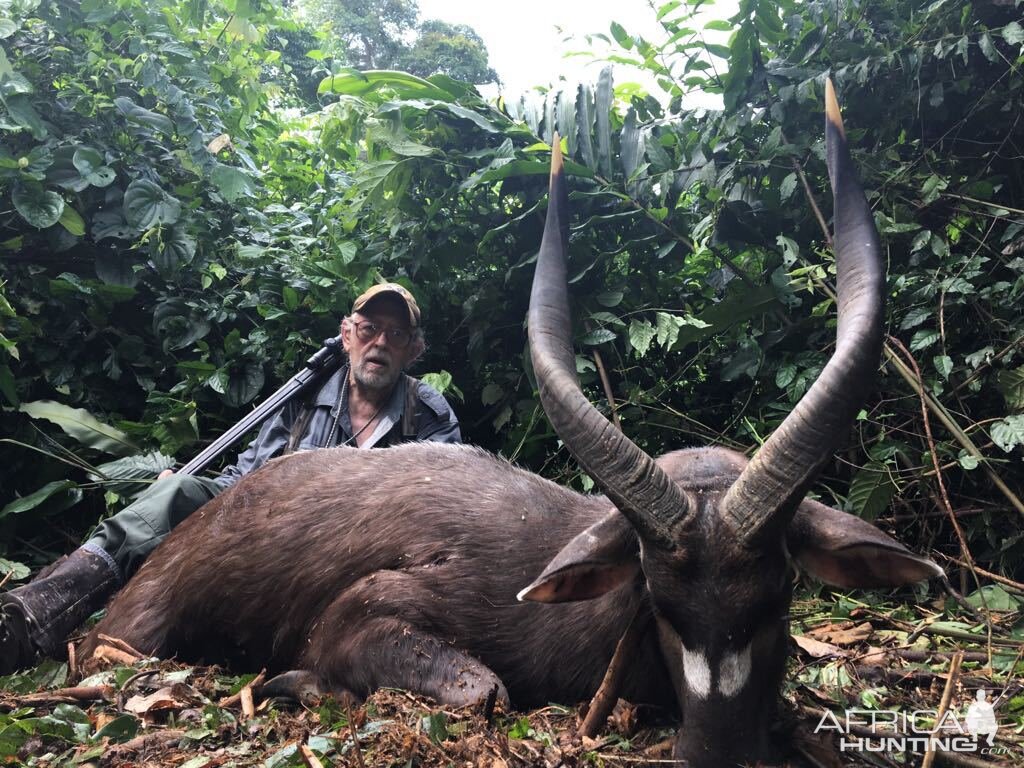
[719, 642, 753, 698]
[681, 645, 712, 699]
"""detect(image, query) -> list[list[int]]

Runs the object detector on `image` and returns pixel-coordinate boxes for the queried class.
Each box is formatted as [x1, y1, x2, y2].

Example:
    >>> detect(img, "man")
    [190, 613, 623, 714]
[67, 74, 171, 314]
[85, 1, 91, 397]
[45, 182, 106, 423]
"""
[0, 284, 460, 673]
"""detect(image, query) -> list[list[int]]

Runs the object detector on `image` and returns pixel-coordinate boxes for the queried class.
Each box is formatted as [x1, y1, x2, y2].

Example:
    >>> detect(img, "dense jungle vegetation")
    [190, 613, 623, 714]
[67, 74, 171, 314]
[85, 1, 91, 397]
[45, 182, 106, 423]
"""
[3, 0, 1022, 584]
[1, 0, 1023, 763]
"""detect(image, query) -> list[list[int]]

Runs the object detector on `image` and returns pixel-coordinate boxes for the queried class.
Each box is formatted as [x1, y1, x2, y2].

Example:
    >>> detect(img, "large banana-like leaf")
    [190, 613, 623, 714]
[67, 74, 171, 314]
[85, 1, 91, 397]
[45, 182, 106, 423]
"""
[595, 67, 614, 178]
[19, 400, 137, 456]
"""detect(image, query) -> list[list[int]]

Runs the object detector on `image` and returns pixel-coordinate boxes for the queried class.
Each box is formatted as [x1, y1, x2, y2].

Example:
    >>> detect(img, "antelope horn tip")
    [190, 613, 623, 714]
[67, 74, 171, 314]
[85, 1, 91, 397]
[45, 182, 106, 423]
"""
[551, 132, 564, 175]
[824, 78, 845, 140]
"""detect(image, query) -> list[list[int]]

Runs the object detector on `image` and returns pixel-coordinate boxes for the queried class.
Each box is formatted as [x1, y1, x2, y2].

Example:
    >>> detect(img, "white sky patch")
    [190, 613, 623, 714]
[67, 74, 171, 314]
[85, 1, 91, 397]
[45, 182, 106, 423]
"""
[417, 0, 736, 107]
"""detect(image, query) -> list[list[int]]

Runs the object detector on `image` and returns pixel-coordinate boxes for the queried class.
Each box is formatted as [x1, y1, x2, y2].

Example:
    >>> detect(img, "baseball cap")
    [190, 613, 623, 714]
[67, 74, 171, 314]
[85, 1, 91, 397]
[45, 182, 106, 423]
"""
[351, 283, 421, 328]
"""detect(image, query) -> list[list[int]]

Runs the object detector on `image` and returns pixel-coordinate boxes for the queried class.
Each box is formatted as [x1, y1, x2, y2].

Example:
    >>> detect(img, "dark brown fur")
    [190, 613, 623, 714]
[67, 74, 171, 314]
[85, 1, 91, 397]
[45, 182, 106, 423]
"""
[82, 442, 938, 767]
[80, 443, 672, 708]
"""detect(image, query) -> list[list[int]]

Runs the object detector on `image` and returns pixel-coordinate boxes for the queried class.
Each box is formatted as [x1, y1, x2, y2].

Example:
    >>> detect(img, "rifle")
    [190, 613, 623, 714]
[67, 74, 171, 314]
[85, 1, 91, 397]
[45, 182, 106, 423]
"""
[179, 336, 344, 476]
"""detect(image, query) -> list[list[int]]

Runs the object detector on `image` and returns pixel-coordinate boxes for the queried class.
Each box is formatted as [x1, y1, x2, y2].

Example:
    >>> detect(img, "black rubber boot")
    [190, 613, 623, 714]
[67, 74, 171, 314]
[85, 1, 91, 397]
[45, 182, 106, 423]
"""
[0, 548, 120, 674]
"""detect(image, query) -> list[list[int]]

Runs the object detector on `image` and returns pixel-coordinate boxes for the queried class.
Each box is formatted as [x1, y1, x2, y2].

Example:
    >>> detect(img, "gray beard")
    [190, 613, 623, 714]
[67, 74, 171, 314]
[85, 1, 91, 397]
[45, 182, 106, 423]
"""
[352, 360, 402, 393]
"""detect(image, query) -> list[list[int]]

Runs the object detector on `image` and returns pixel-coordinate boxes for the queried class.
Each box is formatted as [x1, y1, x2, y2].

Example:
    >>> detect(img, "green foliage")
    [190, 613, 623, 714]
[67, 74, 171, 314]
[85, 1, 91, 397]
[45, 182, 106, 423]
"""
[1, 0, 1022, 587]
[398, 20, 499, 84]
[301, 0, 497, 83]
[300, 0, 419, 69]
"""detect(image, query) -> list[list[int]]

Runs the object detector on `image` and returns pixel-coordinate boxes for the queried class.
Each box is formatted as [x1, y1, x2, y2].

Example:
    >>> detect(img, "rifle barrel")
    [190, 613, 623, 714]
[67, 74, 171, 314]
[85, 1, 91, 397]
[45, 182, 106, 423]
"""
[178, 337, 343, 477]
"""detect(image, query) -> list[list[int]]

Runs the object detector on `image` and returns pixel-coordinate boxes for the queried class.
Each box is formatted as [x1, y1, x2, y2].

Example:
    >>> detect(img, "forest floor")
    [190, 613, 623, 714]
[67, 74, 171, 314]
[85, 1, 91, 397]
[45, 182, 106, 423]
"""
[1, 589, 1022, 767]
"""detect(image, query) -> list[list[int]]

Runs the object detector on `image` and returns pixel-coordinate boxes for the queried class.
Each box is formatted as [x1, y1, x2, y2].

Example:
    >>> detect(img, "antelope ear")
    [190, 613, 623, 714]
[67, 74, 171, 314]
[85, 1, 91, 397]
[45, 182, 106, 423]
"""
[787, 499, 944, 588]
[518, 510, 640, 603]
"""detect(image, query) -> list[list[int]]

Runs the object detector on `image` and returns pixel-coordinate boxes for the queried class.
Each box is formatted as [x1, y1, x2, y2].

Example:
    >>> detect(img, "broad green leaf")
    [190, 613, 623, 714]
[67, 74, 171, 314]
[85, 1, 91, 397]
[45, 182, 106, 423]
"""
[620, 108, 643, 183]
[909, 329, 939, 351]
[776, 363, 796, 389]
[991, 415, 1024, 453]
[779, 172, 797, 200]
[153, 227, 196, 272]
[4, 93, 46, 138]
[899, 307, 930, 330]
[0, 363, 17, 405]
[627, 319, 656, 356]
[422, 712, 449, 744]
[610, 21, 632, 49]
[95, 253, 139, 287]
[958, 451, 979, 471]
[94, 714, 140, 743]
[123, 179, 181, 230]
[58, 205, 86, 236]
[0, 558, 29, 580]
[589, 311, 624, 326]
[583, 327, 618, 346]
[114, 96, 173, 135]
[19, 400, 137, 456]
[846, 462, 896, 521]
[933, 354, 953, 380]
[575, 84, 595, 169]
[670, 284, 780, 352]
[317, 69, 455, 101]
[996, 367, 1024, 412]
[595, 67, 613, 178]
[966, 584, 1019, 611]
[720, 340, 762, 381]
[223, 361, 265, 407]
[0, 480, 77, 519]
[556, 89, 576, 157]
[481, 383, 504, 406]
[465, 158, 593, 187]
[225, 15, 259, 42]
[211, 164, 255, 201]
[655, 312, 685, 348]
[420, 370, 463, 402]
[72, 147, 115, 187]
[438, 103, 498, 133]
[657, 0, 681, 19]
[1001, 21, 1024, 46]
[921, 173, 948, 205]
[979, 33, 999, 62]
[89, 452, 176, 482]
[87, 452, 175, 494]
[12, 182, 63, 228]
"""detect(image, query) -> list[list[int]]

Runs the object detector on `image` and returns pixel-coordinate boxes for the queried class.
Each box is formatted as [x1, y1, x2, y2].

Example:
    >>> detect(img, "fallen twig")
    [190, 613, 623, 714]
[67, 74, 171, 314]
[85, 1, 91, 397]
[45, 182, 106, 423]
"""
[894, 649, 991, 664]
[935, 553, 1024, 594]
[241, 682, 255, 719]
[97, 633, 147, 660]
[299, 743, 324, 768]
[91, 644, 141, 667]
[66, 641, 77, 681]
[922, 650, 963, 768]
[346, 698, 367, 768]
[7, 685, 112, 707]
[580, 607, 649, 739]
[218, 668, 266, 708]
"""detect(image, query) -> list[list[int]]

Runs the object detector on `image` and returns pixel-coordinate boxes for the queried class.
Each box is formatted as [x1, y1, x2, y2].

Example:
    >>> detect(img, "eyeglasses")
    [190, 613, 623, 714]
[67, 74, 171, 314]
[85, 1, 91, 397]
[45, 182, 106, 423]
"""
[349, 320, 414, 349]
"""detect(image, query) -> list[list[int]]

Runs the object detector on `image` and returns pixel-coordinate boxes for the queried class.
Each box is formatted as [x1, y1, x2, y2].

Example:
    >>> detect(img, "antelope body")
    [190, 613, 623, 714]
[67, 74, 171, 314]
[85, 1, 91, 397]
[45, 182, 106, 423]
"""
[83, 83, 941, 767]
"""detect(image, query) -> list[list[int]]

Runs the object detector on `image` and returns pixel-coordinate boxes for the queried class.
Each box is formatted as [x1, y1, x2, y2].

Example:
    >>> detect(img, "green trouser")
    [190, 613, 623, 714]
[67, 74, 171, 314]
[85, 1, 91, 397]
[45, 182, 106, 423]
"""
[82, 475, 223, 581]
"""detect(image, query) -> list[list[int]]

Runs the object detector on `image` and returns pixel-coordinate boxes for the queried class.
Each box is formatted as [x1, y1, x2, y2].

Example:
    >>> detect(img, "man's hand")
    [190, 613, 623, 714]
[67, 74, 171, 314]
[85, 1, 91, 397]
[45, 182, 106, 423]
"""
[158, 469, 175, 480]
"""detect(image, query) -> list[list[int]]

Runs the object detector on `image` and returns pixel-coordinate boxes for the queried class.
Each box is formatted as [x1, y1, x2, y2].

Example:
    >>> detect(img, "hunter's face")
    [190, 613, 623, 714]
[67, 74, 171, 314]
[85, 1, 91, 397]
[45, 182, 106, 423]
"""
[342, 297, 420, 394]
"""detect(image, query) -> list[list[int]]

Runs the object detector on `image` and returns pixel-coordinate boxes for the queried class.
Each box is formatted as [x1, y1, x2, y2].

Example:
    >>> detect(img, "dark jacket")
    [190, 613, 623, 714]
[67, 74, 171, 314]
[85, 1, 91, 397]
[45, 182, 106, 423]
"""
[214, 365, 461, 490]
